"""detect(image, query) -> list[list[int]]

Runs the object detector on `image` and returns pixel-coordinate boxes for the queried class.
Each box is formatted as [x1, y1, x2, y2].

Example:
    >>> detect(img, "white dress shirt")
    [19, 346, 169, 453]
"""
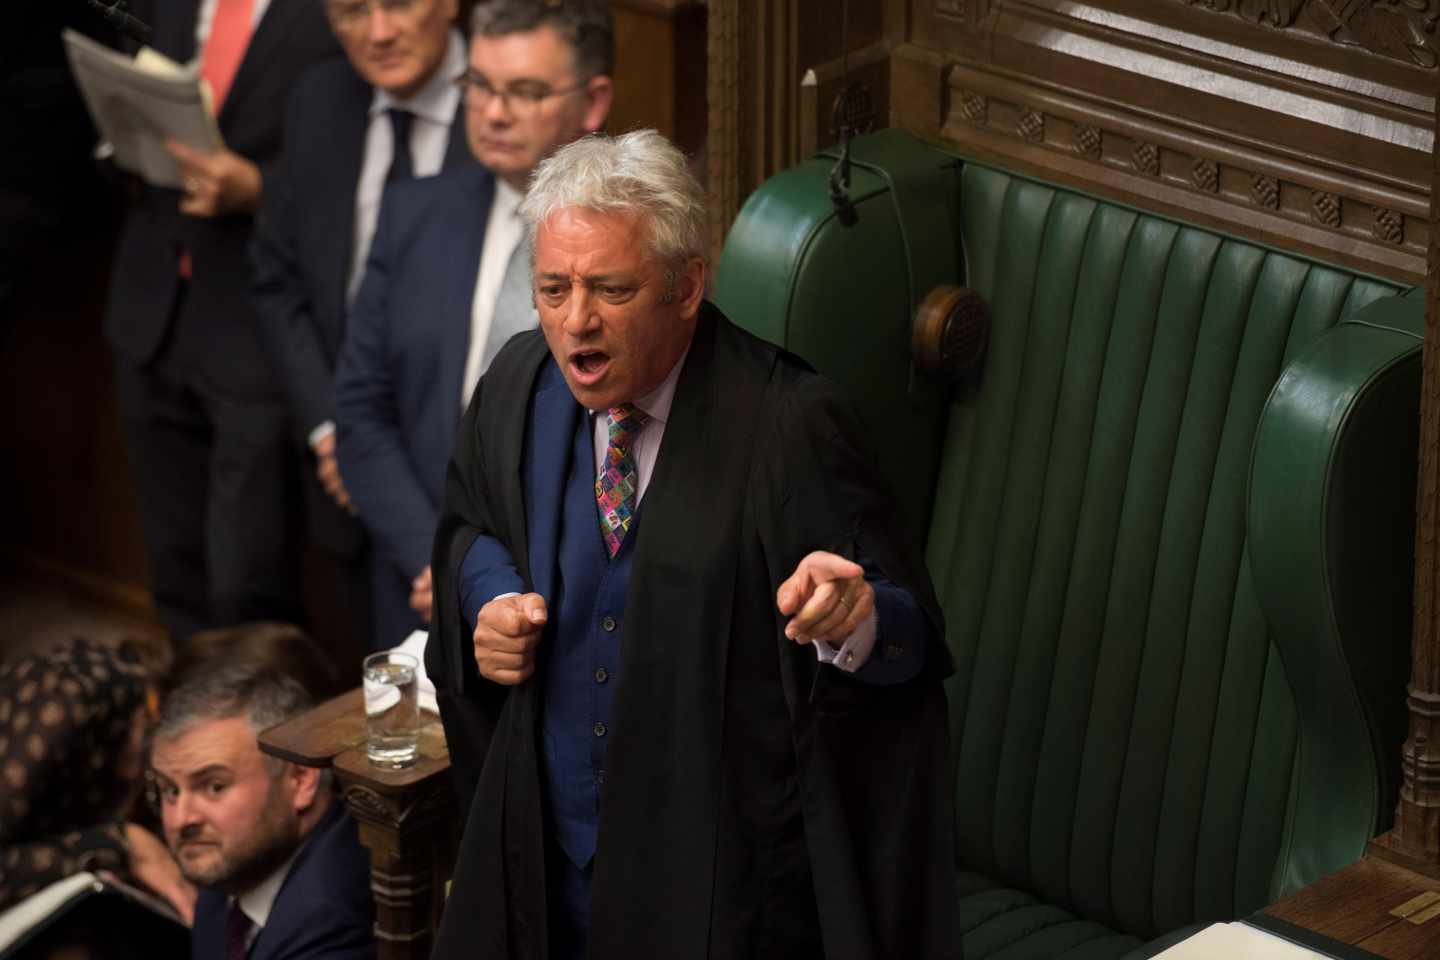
[460, 179, 528, 405]
[587, 350, 879, 673]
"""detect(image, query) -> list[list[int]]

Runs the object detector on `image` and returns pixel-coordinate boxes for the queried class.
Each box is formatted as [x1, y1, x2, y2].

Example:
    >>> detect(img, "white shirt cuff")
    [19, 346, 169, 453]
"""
[308, 420, 336, 450]
[812, 609, 878, 673]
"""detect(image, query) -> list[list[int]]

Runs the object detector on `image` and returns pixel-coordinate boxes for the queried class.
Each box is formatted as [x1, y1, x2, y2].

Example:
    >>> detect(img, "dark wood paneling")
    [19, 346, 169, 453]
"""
[897, 0, 1435, 281]
[608, 0, 707, 158]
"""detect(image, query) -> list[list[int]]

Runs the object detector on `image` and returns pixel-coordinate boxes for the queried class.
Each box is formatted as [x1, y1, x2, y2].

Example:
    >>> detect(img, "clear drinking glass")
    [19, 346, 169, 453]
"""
[362, 651, 419, 769]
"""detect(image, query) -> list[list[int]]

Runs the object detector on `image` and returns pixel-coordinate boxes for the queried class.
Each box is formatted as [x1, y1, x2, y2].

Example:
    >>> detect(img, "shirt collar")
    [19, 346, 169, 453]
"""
[626, 342, 691, 427]
[493, 178, 524, 220]
[371, 29, 465, 126]
[232, 844, 301, 931]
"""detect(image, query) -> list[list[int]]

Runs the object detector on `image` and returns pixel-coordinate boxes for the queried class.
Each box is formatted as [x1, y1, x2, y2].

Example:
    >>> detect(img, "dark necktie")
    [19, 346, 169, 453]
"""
[387, 108, 414, 183]
[595, 404, 648, 557]
[224, 901, 255, 960]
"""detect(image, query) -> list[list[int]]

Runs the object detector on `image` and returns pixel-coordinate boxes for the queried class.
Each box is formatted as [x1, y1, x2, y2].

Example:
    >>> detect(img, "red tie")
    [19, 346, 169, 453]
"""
[224, 901, 255, 960]
[200, 0, 256, 111]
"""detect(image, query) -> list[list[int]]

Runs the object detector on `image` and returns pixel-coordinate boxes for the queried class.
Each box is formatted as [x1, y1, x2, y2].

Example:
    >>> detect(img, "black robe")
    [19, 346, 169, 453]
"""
[428, 304, 957, 960]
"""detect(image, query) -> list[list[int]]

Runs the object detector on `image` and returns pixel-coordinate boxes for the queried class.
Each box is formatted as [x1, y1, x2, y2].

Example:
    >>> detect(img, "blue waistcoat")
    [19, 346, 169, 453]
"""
[542, 413, 637, 869]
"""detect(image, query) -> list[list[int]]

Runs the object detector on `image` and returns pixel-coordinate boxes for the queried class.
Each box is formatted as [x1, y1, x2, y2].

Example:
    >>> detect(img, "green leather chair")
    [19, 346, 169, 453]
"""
[715, 130, 1420, 959]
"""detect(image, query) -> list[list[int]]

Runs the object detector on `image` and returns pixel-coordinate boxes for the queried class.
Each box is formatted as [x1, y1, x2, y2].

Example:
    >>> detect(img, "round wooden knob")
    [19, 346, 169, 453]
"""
[913, 285, 990, 382]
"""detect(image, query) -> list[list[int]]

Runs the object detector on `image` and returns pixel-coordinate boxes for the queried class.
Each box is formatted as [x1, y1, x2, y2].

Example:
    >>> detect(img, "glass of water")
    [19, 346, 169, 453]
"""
[362, 651, 419, 769]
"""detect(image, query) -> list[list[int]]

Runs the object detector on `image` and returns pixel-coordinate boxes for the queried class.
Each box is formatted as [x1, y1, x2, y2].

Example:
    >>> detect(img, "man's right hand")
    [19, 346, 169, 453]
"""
[312, 431, 354, 513]
[122, 822, 196, 924]
[473, 593, 547, 685]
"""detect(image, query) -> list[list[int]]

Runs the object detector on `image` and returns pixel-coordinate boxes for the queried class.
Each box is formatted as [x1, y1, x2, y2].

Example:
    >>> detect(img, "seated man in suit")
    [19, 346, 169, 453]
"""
[427, 131, 956, 960]
[250, 0, 475, 650]
[149, 629, 374, 960]
[335, 0, 613, 648]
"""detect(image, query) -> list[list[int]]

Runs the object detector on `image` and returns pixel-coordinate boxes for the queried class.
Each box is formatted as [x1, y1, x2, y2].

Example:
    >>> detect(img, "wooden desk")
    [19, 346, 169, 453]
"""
[1261, 856, 1440, 959]
[259, 689, 457, 960]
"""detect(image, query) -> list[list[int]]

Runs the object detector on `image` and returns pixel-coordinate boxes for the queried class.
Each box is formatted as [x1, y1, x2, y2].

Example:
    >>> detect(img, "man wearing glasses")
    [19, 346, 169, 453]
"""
[333, 0, 613, 658]
[250, 0, 474, 652]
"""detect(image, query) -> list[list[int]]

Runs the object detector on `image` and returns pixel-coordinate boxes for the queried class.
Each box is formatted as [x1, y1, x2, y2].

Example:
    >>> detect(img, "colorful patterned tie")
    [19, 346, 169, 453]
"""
[595, 404, 648, 557]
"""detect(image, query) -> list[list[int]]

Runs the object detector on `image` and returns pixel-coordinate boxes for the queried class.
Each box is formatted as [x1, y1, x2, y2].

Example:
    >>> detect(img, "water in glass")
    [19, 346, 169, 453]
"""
[363, 653, 418, 768]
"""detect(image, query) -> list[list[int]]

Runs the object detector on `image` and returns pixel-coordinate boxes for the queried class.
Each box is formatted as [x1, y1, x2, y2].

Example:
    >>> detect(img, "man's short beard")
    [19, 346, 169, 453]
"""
[178, 785, 303, 895]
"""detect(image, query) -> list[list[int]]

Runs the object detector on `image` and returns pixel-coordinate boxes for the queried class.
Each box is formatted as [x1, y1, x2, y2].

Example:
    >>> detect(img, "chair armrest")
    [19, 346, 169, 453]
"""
[1248, 294, 1422, 893]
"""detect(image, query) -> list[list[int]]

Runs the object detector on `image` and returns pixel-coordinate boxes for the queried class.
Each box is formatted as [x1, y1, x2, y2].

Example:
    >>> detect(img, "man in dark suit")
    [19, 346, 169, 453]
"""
[250, 0, 473, 651]
[427, 131, 957, 960]
[150, 632, 374, 960]
[334, 0, 613, 648]
[106, 0, 339, 641]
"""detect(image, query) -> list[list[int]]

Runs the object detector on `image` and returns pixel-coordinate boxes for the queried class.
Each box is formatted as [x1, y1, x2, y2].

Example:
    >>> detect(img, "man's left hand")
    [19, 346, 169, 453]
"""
[776, 550, 873, 646]
[166, 140, 262, 217]
[410, 565, 434, 623]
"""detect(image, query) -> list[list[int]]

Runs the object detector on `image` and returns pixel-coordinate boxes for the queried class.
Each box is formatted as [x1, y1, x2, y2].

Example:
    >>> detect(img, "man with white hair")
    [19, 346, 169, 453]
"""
[428, 129, 956, 960]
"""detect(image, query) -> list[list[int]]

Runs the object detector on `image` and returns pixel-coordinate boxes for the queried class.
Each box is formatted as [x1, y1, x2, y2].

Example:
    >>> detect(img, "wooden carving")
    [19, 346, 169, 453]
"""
[1252, 174, 1281, 210]
[1181, 0, 1440, 69]
[1312, 190, 1343, 227]
[1193, 158, 1221, 193]
[1306, 0, 1440, 69]
[1017, 109, 1044, 142]
[1183, 0, 1303, 27]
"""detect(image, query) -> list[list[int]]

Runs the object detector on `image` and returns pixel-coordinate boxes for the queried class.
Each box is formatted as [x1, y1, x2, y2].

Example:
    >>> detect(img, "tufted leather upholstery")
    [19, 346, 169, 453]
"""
[714, 131, 1419, 958]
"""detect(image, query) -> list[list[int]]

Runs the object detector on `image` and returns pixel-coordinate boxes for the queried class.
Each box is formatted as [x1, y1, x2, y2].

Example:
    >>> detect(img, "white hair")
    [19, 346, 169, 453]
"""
[518, 129, 707, 267]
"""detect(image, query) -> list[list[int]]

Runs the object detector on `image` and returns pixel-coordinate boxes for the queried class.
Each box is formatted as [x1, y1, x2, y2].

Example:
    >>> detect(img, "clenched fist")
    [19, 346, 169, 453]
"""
[473, 592, 547, 685]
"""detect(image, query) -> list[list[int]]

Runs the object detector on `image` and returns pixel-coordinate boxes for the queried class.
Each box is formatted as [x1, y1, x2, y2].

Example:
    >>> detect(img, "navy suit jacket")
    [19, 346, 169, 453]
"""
[334, 163, 496, 581]
[250, 57, 473, 449]
[106, 0, 339, 398]
[191, 803, 374, 960]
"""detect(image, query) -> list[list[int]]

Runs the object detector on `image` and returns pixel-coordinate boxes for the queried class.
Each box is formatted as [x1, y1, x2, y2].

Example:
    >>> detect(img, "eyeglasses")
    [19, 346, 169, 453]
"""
[454, 71, 587, 118]
[326, 0, 420, 28]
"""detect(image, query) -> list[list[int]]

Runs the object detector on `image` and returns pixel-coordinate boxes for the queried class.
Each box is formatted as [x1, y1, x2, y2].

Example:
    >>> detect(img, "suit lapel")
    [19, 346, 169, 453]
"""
[219, 0, 304, 126]
[441, 99, 473, 173]
[525, 361, 578, 606]
[160, 1, 199, 63]
[436, 167, 495, 418]
[332, 73, 374, 308]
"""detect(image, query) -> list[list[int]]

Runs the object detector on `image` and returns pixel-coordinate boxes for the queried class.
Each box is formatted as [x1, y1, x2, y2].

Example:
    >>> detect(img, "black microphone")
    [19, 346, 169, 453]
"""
[87, 0, 153, 45]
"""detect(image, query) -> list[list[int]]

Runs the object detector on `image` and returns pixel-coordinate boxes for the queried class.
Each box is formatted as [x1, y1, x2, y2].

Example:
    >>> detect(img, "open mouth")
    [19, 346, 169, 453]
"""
[569, 351, 610, 383]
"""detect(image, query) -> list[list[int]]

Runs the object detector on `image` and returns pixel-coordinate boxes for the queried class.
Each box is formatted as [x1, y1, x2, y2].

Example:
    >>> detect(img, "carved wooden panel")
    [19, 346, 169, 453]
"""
[916, 56, 1428, 277]
[1182, 0, 1440, 70]
[886, 0, 1437, 280]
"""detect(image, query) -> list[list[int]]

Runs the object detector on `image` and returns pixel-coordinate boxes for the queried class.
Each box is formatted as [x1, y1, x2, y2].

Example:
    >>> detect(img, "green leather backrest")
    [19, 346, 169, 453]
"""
[714, 133, 1414, 943]
[713, 130, 958, 553]
[934, 163, 1402, 938]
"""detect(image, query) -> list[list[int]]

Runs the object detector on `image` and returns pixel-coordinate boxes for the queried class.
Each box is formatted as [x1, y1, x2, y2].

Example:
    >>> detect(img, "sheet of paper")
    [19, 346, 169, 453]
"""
[62, 29, 221, 189]
[1153, 922, 1330, 959]
[0, 872, 98, 951]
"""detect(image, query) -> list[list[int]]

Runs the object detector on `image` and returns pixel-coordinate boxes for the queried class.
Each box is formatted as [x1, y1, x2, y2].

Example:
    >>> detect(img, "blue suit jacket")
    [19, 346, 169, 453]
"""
[334, 163, 497, 584]
[250, 57, 472, 559]
[191, 803, 374, 960]
[251, 55, 473, 450]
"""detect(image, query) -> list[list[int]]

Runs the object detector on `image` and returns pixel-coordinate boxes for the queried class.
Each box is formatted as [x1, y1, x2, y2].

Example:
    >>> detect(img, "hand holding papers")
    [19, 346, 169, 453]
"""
[62, 29, 221, 191]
